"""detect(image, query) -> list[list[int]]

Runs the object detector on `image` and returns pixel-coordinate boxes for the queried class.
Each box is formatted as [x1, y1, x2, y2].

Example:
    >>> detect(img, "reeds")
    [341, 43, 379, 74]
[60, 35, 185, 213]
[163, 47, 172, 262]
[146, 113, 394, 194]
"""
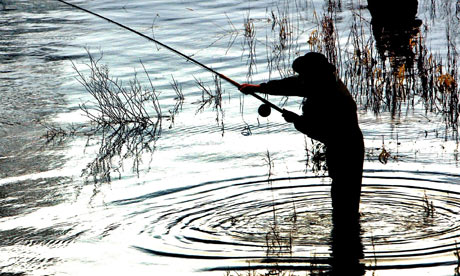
[217, 0, 460, 138]
[263, 149, 275, 178]
[265, 1, 302, 79]
[195, 76, 223, 113]
[265, 223, 293, 258]
[416, 23, 459, 134]
[194, 74, 225, 134]
[261, 150, 297, 272]
[337, 1, 460, 135]
[168, 75, 184, 128]
[243, 12, 257, 80]
[320, 8, 339, 68]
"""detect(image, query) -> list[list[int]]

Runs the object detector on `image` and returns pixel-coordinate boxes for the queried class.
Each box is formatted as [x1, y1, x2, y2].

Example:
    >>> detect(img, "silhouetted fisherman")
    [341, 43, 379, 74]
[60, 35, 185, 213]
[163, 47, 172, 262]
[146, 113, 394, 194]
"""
[240, 52, 365, 273]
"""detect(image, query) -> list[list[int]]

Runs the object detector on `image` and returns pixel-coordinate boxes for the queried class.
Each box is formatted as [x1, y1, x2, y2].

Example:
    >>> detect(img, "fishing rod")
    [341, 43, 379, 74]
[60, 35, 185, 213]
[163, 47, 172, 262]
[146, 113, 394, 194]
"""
[55, 0, 283, 117]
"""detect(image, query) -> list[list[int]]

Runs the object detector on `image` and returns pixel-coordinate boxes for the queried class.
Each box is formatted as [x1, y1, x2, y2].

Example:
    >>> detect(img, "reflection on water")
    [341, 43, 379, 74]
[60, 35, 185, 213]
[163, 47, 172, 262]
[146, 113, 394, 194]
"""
[0, 0, 84, 178]
[330, 198, 364, 275]
[1, 0, 460, 276]
[132, 173, 460, 274]
[368, 0, 422, 69]
[0, 1, 85, 274]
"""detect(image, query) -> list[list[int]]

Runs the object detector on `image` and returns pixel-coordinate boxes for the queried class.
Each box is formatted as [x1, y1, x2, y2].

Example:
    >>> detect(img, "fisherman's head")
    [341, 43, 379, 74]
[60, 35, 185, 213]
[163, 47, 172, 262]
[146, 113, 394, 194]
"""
[292, 52, 336, 77]
[292, 52, 336, 97]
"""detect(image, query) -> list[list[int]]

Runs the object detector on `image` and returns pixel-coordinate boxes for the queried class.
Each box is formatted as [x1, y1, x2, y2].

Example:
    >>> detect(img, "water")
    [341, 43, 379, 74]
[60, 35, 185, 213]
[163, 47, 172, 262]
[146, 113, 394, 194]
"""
[0, 0, 459, 275]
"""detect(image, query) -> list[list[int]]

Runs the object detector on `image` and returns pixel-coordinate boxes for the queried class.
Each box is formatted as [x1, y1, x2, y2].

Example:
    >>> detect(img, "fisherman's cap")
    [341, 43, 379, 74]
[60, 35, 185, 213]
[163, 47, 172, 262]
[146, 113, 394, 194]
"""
[292, 52, 335, 74]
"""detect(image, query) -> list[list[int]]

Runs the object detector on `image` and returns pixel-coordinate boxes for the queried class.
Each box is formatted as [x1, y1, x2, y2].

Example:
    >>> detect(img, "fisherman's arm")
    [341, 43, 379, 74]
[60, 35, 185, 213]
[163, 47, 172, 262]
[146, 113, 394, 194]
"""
[282, 110, 315, 136]
[283, 104, 332, 144]
[239, 76, 302, 97]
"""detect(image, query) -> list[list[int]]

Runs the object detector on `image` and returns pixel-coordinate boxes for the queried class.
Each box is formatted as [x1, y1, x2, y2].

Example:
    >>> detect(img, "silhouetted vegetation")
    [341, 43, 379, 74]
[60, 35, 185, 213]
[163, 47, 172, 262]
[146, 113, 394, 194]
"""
[71, 51, 163, 183]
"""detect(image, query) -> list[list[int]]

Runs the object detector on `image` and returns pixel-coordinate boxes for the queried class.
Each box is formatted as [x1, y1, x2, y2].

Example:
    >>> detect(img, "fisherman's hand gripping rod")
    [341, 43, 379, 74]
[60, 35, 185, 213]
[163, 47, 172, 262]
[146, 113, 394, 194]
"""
[55, 0, 284, 115]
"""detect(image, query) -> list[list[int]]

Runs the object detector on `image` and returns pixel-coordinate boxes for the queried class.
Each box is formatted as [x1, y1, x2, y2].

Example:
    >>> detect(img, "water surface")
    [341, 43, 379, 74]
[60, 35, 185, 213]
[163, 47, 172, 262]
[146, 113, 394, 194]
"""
[1, 0, 459, 275]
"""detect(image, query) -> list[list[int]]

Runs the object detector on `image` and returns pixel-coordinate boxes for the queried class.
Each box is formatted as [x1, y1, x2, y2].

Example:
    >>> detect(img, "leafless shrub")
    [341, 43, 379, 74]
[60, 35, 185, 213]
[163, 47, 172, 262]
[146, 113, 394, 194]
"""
[72, 50, 162, 183]
[74, 50, 162, 130]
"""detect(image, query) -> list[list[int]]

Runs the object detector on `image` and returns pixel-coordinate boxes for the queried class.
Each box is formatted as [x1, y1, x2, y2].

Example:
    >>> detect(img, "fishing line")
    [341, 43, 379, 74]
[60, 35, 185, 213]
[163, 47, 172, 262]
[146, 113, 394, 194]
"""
[55, 0, 284, 114]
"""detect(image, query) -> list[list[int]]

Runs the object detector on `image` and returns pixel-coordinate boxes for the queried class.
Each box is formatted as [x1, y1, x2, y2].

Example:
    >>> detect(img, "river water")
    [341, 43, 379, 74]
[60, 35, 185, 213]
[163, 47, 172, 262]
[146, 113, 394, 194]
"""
[1, 0, 460, 275]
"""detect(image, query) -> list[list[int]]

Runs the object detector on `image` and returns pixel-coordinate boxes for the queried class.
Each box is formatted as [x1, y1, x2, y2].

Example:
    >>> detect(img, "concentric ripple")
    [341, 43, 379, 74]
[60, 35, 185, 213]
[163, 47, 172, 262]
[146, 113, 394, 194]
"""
[127, 170, 460, 271]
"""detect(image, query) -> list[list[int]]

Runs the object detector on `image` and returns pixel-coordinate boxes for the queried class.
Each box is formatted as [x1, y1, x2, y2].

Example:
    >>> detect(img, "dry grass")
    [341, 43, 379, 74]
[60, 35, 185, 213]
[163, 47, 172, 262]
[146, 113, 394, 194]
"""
[244, 12, 257, 80]
[265, 1, 303, 79]
[338, 2, 459, 135]
[304, 138, 327, 175]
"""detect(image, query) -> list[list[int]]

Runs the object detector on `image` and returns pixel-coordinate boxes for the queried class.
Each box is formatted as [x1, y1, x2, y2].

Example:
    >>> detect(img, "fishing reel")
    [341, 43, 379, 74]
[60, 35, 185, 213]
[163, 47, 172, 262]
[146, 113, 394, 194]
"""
[258, 103, 271, 117]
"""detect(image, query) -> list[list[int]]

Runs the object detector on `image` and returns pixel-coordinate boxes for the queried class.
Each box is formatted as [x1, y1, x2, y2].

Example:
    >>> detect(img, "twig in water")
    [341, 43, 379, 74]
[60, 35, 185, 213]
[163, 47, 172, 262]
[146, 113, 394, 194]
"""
[263, 149, 275, 178]
[194, 75, 225, 134]
[41, 123, 84, 144]
[168, 75, 185, 128]
[423, 190, 435, 218]
[454, 241, 460, 276]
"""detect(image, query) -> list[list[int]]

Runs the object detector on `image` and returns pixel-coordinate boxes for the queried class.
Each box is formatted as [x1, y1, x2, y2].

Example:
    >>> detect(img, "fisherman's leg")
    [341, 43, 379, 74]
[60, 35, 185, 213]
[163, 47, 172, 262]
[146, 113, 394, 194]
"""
[330, 179, 364, 275]
[331, 178, 361, 223]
